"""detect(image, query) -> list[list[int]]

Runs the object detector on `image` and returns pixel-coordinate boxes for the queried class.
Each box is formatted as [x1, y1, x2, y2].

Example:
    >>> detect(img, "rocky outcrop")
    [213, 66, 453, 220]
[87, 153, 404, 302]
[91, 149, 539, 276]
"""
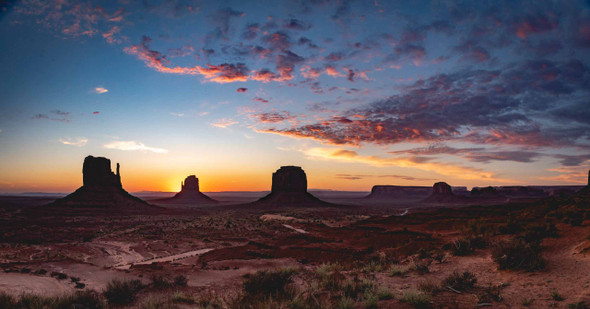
[423, 182, 467, 203]
[365, 185, 431, 201]
[271, 166, 307, 193]
[45, 156, 155, 213]
[156, 175, 217, 205]
[82, 156, 121, 188]
[252, 166, 331, 207]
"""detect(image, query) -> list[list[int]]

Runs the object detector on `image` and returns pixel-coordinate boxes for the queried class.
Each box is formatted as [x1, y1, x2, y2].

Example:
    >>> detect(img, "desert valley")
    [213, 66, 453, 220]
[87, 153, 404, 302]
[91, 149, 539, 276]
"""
[2, 0, 590, 308]
[1, 156, 590, 308]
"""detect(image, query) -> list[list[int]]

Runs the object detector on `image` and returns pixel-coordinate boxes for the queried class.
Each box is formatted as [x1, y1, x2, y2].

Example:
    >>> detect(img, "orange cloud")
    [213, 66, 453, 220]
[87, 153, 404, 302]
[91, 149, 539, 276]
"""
[305, 147, 505, 182]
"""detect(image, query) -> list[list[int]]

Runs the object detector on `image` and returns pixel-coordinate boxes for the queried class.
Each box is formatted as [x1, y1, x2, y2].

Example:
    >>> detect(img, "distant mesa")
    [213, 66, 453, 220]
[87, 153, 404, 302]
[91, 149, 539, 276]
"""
[365, 185, 431, 201]
[251, 166, 331, 207]
[156, 175, 217, 205]
[423, 182, 467, 203]
[470, 186, 507, 201]
[46, 156, 156, 212]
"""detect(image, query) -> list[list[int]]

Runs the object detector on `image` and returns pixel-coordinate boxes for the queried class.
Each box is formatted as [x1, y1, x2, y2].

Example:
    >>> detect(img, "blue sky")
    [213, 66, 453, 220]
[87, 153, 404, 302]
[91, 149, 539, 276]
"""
[0, 0, 589, 193]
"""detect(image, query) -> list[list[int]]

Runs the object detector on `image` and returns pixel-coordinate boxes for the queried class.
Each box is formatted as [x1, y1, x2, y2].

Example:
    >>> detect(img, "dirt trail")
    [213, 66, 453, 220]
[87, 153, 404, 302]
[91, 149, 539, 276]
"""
[115, 248, 215, 270]
[0, 273, 74, 297]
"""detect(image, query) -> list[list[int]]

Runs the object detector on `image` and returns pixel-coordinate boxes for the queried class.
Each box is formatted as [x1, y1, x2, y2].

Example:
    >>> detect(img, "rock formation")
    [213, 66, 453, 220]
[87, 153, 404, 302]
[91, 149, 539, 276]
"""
[251, 166, 331, 207]
[365, 185, 431, 201]
[156, 175, 217, 205]
[470, 186, 507, 201]
[45, 156, 155, 213]
[423, 182, 467, 203]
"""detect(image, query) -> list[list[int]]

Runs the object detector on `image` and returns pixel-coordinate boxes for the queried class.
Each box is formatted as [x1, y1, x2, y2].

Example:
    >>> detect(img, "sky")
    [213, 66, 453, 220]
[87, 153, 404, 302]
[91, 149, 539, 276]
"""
[0, 0, 589, 193]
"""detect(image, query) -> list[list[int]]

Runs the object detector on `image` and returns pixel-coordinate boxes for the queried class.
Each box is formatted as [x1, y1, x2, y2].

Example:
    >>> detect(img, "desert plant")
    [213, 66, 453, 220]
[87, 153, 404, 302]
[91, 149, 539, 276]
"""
[243, 267, 296, 299]
[173, 275, 188, 287]
[363, 292, 378, 309]
[451, 238, 473, 256]
[54, 290, 105, 309]
[521, 297, 534, 306]
[0, 292, 15, 308]
[417, 279, 440, 293]
[568, 301, 589, 309]
[442, 271, 477, 292]
[151, 274, 173, 288]
[492, 238, 545, 271]
[387, 264, 409, 277]
[334, 296, 356, 309]
[401, 290, 431, 308]
[376, 286, 394, 300]
[552, 291, 565, 301]
[170, 291, 194, 304]
[103, 279, 143, 305]
[477, 284, 503, 303]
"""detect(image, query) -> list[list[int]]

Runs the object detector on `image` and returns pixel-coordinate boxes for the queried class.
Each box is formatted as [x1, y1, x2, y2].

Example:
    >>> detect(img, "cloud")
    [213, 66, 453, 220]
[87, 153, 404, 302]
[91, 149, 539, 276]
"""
[124, 36, 249, 83]
[211, 119, 238, 128]
[335, 174, 435, 181]
[59, 137, 88, 147]
[104, 140, 168, 153]
[264, 59, 590, 149]
[253, 97, 270, 103]
[102, 26, 121, 44]
[389, 144, 542, 164]
[514, 13, 558, 39]
[236, 87, 248, 93]
[252, 111, 296, 123]
[305, 148, 502, 181]
[94, 87, 109, 94]
[93, 111, 100, 114]
[282, 18, 311, 31]
[170, 112, 184, 117]
[31, 110, 70, 122]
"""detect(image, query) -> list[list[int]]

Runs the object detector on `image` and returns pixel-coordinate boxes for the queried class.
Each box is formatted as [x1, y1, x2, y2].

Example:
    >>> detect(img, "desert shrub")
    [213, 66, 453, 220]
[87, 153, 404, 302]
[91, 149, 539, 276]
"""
[568, 301, 589, 309]
[417, 248, 432, 259]
[103, 279, 143, 305]
[363, 292, 378, 309]
[173, 275, 188, 287]
[387, 264, 409, 277]
[521, 297, 534, 306]
[521, 223, 558, 243]
[170, 291, 194, 304]
[151, 274, 172, 288]
[243, 268, 296, 299]
[412, 261, 430, 275]
[54, 290, 105, 309]
[417, 279, 440, 293]
[442, 271, 477, 291]
[0, 292, 15, 308]
[334, 297, 356, 309]
[477, 284, 503, 303]
[375, 286, 394, 300]
[15, 294, 50, 308]
[401, 290, 431, 308]
[492, 238, 545, 271]
[497, 217, 523, 235]
[552, 291, 565, 301]
[464, 219, 493, 238]
[433, 252, 446, 263]
[451, 238, 474, 256]
[140, 297, 175, 309]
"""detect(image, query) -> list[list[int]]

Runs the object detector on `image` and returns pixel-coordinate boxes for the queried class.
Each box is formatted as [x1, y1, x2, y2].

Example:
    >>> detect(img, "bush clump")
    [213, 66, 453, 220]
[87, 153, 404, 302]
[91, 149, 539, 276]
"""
[103, 279, 143, 305]
[492, 238, 545, 271]
[242, 267, 296, 299]
[442, 271, 477, 291]
[401, 290, 431, 308]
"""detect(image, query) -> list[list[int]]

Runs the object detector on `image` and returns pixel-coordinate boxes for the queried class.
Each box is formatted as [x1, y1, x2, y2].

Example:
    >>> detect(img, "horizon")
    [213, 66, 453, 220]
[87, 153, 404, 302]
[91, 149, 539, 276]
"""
[1, 0, 590, 193]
